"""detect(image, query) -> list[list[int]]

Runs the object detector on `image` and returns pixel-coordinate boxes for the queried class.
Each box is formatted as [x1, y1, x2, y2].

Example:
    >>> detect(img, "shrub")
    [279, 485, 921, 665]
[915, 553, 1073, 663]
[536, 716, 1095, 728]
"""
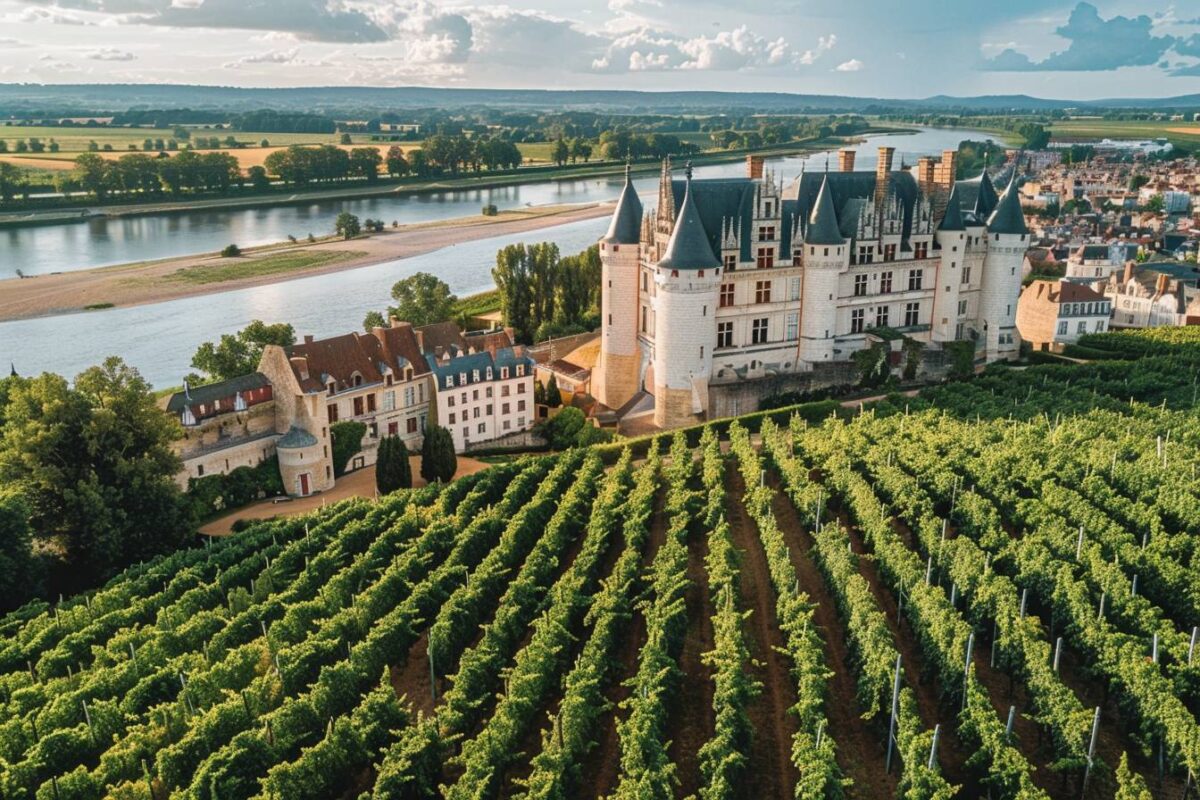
[420, 425, 457, 483]
[221, 244, 241, 257]
[330, 421, 367, 478]
[482, 204, 498, 216]
[187, 456, 284, 516]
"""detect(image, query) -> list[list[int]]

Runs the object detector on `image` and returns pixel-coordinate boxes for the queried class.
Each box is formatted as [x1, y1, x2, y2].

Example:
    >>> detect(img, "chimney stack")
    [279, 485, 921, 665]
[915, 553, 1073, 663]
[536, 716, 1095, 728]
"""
[916, 156, 935, 192]
[838, 149, 856, 172]
[1155, 273, 1170, 296]
[932, 149, 958, 189]
[1123, 260, 1135, 284]
[875, 146, 895, 206]
[746, 155, 765, 180]
[303, 334, 314, 344]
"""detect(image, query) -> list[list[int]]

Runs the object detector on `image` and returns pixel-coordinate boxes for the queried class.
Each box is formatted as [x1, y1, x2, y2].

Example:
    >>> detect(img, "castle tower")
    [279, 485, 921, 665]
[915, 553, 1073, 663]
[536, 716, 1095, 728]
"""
[595, 165, 644, 410]
[652, 166, 720, 429]
[980, 174, 1027, 361]
[798, 175, 849, 364]
[931, 183, 967, 344]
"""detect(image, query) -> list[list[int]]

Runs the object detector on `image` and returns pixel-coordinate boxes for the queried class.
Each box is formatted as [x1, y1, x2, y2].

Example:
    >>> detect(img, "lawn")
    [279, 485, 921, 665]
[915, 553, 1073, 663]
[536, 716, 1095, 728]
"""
[163, 249, 365, 285]
[0, 124, 341, 152]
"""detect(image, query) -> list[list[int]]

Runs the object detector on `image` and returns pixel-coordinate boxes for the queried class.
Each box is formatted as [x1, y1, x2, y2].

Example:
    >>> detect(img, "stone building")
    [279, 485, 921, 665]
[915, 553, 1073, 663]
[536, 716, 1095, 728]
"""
[165, 373, 277, 488]
[1015, 279, 1110, 350]
[1097, 261, 1200, 329]
[595, 147, 1029, 428]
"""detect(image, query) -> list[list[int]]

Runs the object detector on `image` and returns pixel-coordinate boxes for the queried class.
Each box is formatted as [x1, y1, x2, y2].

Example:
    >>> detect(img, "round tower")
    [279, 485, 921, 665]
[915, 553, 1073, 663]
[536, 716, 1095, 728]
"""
[594, 165, 644, 411]
[980, 174, 1028, 361]
[652, 168, 720, 429]
[798, 174, 848, 364]
[932, 182, 968, 343]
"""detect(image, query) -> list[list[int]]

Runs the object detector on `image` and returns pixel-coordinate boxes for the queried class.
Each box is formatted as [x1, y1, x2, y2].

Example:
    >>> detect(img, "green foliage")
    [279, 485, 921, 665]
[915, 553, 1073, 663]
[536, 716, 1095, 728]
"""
[1115, 753, 1152, 800]
[187, 456, 284, 517]
[190, 320, 295, 383]
[902, 337, 925, 381]
[220, 244, 241, 257]
[0, 488, 40, 611]
[329, 421, 366, 478]
[375, 435, 412, 495]
[384, 272, 457, 328]
[942, 340, 976, 379]
[537, 407, 596, 450]
[493, 243, 599, 344]
[420, 424, 457, 483]
[851, 342, 890, 388]
[544, 374, 563, 408]
[334, 212, 360, 240]
[362, 310, 386, 332]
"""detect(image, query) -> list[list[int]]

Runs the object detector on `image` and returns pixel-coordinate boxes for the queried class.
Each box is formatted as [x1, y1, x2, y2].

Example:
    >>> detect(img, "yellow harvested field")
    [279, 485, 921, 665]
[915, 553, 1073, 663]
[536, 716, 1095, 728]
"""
[1166, 127, 1200, 137]
[0, 143, 419, 174]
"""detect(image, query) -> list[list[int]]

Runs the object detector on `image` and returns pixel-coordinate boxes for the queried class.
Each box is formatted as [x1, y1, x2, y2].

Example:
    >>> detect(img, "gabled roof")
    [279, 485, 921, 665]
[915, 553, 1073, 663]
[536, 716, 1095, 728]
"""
[285, 322, 429, 394]
[602, 165, 643, 245]
[938, 183, 966, 232]
[425, 346, 535, 389]
[659, 175, 720, 270]
[166, 373, 270, 415]
[987, 176, 1028, 236]
[806, 174, 847, 245]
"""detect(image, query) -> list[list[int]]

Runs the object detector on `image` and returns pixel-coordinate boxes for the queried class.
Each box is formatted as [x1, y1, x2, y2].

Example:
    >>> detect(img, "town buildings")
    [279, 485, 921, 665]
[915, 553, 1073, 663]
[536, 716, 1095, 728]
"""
[166, 374, 277, 488]
[1015, 280, 1110, 350]
[595, 149, 1029, 428]
[1097, 261, 1200, 329]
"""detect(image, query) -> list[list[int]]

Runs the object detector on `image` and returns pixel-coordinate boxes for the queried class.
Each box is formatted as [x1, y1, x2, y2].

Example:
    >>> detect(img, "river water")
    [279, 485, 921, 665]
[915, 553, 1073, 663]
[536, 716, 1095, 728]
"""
[0, 127, 988, 387]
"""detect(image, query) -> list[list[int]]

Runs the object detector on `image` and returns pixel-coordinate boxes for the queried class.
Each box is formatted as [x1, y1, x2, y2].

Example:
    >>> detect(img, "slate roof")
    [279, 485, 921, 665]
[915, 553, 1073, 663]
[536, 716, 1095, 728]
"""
[938, 183, 966, 232]
[603, 167, 644, 245]
[166, 373, 271, 415]
[426, 346, 535, 390]
[415, 322, 514, 360]
[789, 170, 922, 243]
[659, 177, 721, 270]
[805, 174, 845, 245]
[953, 170, 999, 226]
[277, 426, 318, 450]
[987, 176, 1029, 236]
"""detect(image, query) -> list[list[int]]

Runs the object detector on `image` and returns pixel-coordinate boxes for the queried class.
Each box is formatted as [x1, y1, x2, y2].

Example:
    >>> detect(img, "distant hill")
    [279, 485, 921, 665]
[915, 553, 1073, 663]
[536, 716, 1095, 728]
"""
[1, 83, 1199, 116]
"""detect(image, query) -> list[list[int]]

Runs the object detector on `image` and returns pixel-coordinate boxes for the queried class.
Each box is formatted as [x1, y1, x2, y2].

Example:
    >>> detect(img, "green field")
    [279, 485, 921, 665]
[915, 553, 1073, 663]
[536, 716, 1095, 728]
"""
[162, 249, 364, 285]
[1049, 118, 1200, 146]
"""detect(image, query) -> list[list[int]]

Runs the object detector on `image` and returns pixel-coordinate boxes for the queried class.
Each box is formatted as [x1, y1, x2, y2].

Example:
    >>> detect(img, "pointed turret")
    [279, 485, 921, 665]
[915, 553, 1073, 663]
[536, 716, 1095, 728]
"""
[987, 174, 1028, 236]
[938, 183, 966, 232]
[805, 174, 844, 246]
[658, 166, 718, 270]
[602, 163, 643, 245]
[975, 168, 999, 219]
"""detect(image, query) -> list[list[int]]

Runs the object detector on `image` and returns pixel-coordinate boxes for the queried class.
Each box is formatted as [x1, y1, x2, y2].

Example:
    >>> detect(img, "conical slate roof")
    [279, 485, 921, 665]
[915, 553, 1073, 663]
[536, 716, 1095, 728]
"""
[805, 174, 844, 246]
[975, 169, 999, 218]
[987, 174, 1028, 236]
[938, 183, 966, 232]
[658, 171, 719, 271]
[602, 165, 643, 245]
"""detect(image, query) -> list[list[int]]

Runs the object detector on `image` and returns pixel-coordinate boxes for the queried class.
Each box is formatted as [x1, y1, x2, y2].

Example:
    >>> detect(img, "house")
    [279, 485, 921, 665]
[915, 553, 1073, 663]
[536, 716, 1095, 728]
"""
[258, 320, 432, 497]
[164, 373, 277, 487]
[536, 359, 591, 403]
[1064, 242, 1140, 280]
[1097, 261, 1200, 329]
[1015, 280, 1111, 350]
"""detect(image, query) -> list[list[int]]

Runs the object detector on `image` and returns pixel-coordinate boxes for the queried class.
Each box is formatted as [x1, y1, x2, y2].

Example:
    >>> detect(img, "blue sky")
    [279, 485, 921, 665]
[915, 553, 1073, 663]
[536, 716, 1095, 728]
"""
[0, 0, 1198, 99]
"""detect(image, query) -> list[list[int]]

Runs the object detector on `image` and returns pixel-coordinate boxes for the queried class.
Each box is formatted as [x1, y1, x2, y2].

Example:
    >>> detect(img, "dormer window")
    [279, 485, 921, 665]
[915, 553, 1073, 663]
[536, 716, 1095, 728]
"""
[446, 376, 455, 388]
[459, 372, 467, 385]
[517, 364, 525, 377]
[352, 373, 364, 387]
[405, 368, 413, 381]
[501, 367, 509, 380]
[472, 369, 480, 382]
[486, 367, 493, 380]
[327, 382, 336, 396]
[385, 374, 393, 386]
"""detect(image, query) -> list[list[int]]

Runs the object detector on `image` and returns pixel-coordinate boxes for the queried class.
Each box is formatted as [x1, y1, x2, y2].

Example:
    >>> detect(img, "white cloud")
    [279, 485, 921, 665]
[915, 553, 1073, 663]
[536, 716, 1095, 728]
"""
[8, 6, 90, 25]
[85, 47, 136, 60]
[799, 33, 836, 64]
[594, 24, 797, 72]
[835, 58, 863, 71]
[223, 47, 332, 68]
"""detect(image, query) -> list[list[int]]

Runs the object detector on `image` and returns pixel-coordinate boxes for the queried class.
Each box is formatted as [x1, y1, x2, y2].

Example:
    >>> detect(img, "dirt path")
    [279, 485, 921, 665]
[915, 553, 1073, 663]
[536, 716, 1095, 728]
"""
[0, 202, 611, 321]
[765, 472, 897, 800]
[723, 468, 800, 800]
[391, 630, 437, 717]
[666, 523, 715, 798]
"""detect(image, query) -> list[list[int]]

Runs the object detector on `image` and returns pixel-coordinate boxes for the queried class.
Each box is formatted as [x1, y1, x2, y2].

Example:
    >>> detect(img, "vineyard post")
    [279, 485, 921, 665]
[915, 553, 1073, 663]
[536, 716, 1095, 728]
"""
[1097, 593, 1105, 621]
[1081, 706, 1101, 799]
[885, 654, 902, 773]
[429, 648, 437, 702]
[962, 633, 974, 710]
[1131, 574, 1138, 598]
[27, 660, 35, 683]
[51, 776, 60, 800]
[949, 583, 956, 607]
[816, 720, 825, 748]
[82, 699, 95, 744]
[928, 724, 940, 770]
[925, 556, 933, 586]
[1019, 588, 1028, 619]
[1053, 637, 1062, 673]
[1005, 705, 1016, 740]
[1152, 633, 1158, 664]
[142, 758, 155, 800]
[1076, 527, 1084, 560]
[990, 620, 997, 668]
[1188, 627, 1198, 665]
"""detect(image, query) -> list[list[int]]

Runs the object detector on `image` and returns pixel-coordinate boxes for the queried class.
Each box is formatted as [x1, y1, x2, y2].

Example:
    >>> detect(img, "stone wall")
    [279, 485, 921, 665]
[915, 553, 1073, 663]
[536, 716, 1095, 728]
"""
[708, 362, 856, 418]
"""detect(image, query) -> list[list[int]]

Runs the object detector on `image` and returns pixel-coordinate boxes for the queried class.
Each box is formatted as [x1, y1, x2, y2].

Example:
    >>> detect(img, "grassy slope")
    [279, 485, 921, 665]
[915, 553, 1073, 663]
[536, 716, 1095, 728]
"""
[163, 250, 365, 285]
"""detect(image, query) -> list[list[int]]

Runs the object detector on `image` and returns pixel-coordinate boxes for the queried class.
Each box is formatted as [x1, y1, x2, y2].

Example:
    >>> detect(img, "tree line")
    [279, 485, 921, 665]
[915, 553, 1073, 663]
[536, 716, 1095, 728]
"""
[493, 243, 602, 343]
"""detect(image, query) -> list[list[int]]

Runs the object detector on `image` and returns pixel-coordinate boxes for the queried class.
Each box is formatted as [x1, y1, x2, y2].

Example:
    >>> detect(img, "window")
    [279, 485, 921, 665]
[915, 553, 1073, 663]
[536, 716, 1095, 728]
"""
[462, 426, 469, 440]
[641, 306, 648, 332]
[851, 308, 865, 333]
[517, 399, 526, 412]
[446, 376, 454, 388]
[383, 391, 396, 412]
[962, 265, 972, 285]
[786, 312, 799, 341]
[755, 280, 772, 304]
[756, 247, 774, 269]
[385, 374, 393, 387]
[503, 420, 511, 430]
[460, 392, 467, 405]
[857, 246, 874, 265]
[717, 321, 733, 348]
[478, 423, 486, 434]
[366, 394, 376, 413]
[501, 385, 510, 397]
[500, 367, 509, 380]
[353, 374, 363, 387]
[751, 318, 768, 344]
[517, 383, 526, 394]
[327, 382, 336, 396]
[486, 404, 493, 415]
[907, 269, 923, 291]
[853, 274, 868, 296]
[473, 407, 480, 419]
[642, 272, 649, 292]
[486, 367, 493, 380]
[879, 271, 893, 294]
[904, 302, 920, 327]
[517, 365, 526, 377]
[486, 387, 493, 399]
[720, 283, 735, 307]
[789, 277, 801, 301]
[957, 299, 967, 316]
[472, 389, 479, 401]
[472, 370, 480, 382]
[913, 241, 928, 259]
[875, 306, 889, 327]
[1077, 321, 1087, 334]
[724, 254, 736, 271]
[197, 464, 204, 477]
[502, 402, 510, 414]
[459, 372, 467, 385]
[884, 243, 896, 261]
[449, 412, 456, 424]
[1095, 320, 1105, 332]
[1057, 320, 1068, 335]
[388, 421, 398, 436]
[327, 403, 339, 422]
[404, 387, 414, 407]
[758, 225, 775, 240]
[407, 417, 418, 434]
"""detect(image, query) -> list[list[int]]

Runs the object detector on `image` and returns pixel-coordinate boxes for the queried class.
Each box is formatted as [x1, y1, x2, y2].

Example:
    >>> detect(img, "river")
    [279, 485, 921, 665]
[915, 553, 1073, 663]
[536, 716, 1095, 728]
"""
[0, 128, 992, 387]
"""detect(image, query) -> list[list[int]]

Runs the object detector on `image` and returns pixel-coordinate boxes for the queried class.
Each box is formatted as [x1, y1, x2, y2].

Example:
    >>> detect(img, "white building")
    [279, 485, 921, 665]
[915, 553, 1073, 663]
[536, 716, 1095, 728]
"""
[595, 149, 1029, 428]
[1064, 242, 1141, 280]
[425, 342, 536, 451]
[1097, 262, 1200, 329]
[1015, 280, 1110, 350]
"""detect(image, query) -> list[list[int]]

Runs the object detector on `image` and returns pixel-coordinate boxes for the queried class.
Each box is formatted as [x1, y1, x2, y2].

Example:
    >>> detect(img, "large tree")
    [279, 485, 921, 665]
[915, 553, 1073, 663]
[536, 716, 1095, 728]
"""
[0, 358, 192, 588]
[420, 425, 456, 484]
[190, 320, 295, 383]
[0, 488, 39, 611]
[385, 272, 457, 327]
[375, 435, 412, 495]
[330, 421, 366, 478]
[0, 162, 24, 202]
[335, 212, 361, 240]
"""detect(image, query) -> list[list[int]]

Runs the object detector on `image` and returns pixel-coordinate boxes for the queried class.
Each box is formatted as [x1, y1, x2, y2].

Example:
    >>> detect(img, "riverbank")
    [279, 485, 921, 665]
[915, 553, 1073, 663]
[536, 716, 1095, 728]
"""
[0, 133, 876, 228]
[0, 202, 611, 322]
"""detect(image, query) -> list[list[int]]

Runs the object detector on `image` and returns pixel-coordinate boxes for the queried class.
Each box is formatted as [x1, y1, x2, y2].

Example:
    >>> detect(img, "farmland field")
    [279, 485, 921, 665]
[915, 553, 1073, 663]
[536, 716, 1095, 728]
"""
[1049, 118, 1200, 145]
[1, 327, 1199, 800]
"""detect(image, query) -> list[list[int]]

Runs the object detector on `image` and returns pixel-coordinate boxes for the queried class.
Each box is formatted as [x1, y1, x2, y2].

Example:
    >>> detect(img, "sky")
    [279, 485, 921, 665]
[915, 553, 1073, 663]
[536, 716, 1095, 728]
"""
[0, 0, 1198, 100]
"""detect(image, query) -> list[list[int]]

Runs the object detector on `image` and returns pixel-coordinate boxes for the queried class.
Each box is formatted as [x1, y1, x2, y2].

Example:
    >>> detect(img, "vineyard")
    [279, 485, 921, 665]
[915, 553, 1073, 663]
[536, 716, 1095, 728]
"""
[3, 328, 1200, 800]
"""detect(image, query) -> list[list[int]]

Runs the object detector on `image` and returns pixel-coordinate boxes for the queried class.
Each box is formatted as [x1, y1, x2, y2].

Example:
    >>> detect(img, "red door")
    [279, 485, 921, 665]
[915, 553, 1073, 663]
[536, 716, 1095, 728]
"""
[299, 473, 310, 496]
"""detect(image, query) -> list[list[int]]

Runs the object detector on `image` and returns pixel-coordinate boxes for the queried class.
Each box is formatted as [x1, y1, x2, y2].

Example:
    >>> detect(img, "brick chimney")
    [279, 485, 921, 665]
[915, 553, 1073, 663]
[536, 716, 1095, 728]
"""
[933, 149, 958, 189]
[303, 334, 314, 344]
[916, 156, 935, 192]
[1155, 273, 1170, 296]
[746, 155, 765, 180]
[838, 149, 856, 172]
[1123, 261, 1135, 284]
[875, 146, 895, 206]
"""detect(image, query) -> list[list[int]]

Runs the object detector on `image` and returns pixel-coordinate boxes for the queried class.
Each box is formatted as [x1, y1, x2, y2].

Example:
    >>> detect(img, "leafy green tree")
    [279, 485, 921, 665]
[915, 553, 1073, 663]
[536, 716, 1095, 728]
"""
[420, 424, 457, 483]
[330, 421, 366, 477]
[340, 132, 353, 145]
[0, 488, 39, 611]
[247, 165, 270, 191]
[552, 137, 569, 166]
[537, 406, 591, 449]
[72, 152, 113, 200]
[383, 272, 457, 327]
[534, 379, 546, 406]
[385, 145, 409, 177]
[190, 320, 296, 383]
[545, 374, 563, 408]
[375, 435, 412, 494]
[335, 212, 361, 240]
[0, 358, 192, 587]
[0, 162, 24, 202]
[363, 310, 387, 331]
[1144, 194, 1164, 213]
[349, 147, 383, 182]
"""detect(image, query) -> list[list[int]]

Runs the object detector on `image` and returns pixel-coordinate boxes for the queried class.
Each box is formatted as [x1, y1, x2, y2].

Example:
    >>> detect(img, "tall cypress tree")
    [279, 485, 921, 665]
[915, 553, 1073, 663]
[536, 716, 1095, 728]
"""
[420, 425, 457, 484]
[376, 435, 412, 495]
